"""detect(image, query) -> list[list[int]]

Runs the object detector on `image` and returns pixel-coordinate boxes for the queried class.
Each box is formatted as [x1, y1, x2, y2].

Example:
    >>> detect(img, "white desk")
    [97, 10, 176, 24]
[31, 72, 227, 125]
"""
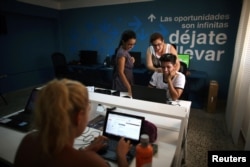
[73, 127, 177, 167]
[0, 124, 177, 167]
[0, 126, 26, 164]
[87, 91, 191, 167]
[0, 90, 191, 167]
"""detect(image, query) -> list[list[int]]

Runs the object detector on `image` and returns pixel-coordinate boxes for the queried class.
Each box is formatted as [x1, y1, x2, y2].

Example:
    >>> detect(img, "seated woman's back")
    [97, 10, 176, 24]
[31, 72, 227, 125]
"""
[14, 132, 109, 167]
[14, 79, 130, 167]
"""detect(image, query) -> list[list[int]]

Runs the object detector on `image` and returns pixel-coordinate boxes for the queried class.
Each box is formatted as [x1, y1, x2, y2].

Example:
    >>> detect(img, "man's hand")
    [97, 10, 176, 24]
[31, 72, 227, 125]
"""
[167, 70, 176, 80]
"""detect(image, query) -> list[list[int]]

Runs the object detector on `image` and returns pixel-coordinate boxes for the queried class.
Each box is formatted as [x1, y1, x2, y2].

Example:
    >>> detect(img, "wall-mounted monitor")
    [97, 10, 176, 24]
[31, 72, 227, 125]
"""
[178, 54, 190, 68]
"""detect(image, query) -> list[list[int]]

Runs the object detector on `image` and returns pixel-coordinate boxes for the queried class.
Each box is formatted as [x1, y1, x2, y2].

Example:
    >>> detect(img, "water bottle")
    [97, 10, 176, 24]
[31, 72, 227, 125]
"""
[136, 134, 153, 167]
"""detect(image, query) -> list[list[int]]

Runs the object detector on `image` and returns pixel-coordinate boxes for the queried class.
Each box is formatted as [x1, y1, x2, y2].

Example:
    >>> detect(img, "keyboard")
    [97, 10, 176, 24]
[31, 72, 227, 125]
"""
[107, 139, 136, 158]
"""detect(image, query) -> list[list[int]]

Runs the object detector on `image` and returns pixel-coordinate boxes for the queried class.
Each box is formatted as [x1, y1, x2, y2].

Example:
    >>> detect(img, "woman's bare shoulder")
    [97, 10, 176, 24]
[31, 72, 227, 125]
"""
[14, 132, 40, 167]
[16, 131, 38, 151]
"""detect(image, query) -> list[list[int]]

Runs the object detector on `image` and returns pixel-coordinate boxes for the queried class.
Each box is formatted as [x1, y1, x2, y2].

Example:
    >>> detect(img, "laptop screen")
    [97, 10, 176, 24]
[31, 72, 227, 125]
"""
[24, 88, 39, 113]
[103, 110, 144, 142]
[0, 88, 40, 132]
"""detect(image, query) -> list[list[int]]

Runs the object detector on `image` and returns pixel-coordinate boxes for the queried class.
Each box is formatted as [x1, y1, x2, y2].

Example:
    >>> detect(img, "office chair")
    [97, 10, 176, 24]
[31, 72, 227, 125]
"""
[0, 74, 8, 105]
[51, 52, 70, 78]
[179, 61, 189, 100]
[179, 61, 188, 75]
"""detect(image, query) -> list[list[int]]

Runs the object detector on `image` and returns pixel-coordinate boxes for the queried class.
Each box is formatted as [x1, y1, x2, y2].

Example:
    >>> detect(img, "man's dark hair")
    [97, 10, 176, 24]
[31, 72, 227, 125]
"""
[159, 53, 177, 65]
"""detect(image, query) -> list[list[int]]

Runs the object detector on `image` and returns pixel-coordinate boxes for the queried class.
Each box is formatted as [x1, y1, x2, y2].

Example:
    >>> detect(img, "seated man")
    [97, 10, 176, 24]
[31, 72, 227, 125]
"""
[148, 53, 186, 101]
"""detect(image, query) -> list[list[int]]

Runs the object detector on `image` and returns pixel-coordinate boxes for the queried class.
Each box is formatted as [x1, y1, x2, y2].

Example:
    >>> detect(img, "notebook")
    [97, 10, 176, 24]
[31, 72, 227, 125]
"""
[98, 110, 145, 164]
[132, 85, 167, 104]
[0, 88, 39, 132]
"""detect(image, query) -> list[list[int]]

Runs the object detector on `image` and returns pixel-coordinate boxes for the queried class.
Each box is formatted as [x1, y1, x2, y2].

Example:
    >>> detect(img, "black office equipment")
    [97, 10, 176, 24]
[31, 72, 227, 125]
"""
[0, 14, 7, 35]
[132, 85, 167, 104]
[98, 110, 145, 164]
[179, 61, 188, 75]
[79, 50, 98, 66]
[0, 74, 8, 105]
[51, 52, 70, 78]
[0, 88, 39, 132]
[88, 115, 105, 131]
[94, 88, 112, 95]
[178, 54, 190, 100]
[129, 51, 143, 68]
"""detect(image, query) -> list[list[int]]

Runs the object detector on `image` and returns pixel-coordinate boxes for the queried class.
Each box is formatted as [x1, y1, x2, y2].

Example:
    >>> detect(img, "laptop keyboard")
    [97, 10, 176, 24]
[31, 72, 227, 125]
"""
[107, 140, 118, 151]
[107, 140, 136, 157]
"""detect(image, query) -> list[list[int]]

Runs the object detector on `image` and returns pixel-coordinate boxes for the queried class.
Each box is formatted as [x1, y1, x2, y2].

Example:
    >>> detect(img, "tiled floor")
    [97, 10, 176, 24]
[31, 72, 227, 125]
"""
[185, 108, 244, 167]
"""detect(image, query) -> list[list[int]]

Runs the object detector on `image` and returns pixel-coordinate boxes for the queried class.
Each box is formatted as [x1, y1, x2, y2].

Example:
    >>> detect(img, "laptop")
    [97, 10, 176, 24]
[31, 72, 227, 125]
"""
[98, 110, 145, 164]
[132, 85, 167, 104]
[0, 88, 39, 132]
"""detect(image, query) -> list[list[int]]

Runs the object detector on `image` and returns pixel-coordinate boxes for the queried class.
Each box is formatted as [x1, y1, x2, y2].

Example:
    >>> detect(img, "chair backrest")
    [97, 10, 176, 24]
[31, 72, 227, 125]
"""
[179, 61, 188, 100]
[51, 52, 68, 78]
[179, 61, 187, 75]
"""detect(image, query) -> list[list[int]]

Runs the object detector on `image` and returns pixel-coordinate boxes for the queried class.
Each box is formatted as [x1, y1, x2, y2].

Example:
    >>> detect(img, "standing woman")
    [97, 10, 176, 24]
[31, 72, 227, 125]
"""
[113, 30, 136, 96]
[146, 32, 180, 73]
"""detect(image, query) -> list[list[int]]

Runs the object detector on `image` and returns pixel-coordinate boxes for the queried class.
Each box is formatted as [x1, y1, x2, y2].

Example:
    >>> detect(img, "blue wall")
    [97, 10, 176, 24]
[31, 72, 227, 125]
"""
[0, 0, 242, 100]
[0, 0, 60, 93]
[60, 0, 242, 99]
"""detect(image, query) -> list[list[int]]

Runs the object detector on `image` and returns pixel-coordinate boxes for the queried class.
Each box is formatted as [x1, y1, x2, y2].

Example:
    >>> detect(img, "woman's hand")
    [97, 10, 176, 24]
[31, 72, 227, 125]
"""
[155, 68, 162, 73]
[130, 57, 135, 64]
[127, 89, 132, 97]
[116, 137, 132, 157]
[84, 136, 108, 152]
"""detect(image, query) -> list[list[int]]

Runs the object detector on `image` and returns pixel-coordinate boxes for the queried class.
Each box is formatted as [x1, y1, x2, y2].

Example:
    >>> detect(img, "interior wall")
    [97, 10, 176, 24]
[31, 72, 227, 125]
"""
[0, 0, 60, 93]
[59, 0, 242, 99]
[0, 0, 243, 98]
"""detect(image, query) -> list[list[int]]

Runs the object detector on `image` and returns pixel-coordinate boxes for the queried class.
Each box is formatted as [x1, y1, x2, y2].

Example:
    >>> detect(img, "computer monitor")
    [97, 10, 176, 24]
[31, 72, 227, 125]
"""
[129, 51, 142, 68]
[178, 54, 190, 68]
[79, 50, 98, 65]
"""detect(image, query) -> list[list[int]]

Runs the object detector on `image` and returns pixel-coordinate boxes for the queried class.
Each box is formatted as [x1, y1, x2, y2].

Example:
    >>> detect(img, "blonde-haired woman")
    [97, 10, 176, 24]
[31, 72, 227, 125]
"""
[14, 79, 131, 167]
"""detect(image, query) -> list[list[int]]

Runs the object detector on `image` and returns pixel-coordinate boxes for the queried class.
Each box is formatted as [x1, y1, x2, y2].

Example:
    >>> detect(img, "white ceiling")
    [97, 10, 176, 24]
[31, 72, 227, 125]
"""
[17, 0, 154, 10]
